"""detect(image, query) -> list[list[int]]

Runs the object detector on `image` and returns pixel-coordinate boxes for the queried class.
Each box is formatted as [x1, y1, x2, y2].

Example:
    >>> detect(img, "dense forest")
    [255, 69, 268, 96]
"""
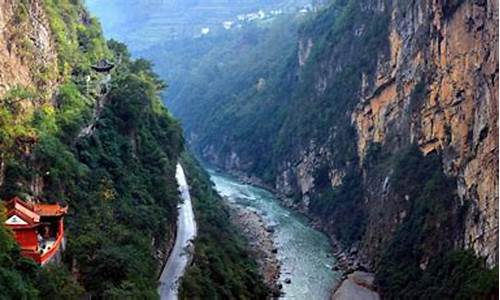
[0, 0, 265, 298]
[141, 0, 389, 182]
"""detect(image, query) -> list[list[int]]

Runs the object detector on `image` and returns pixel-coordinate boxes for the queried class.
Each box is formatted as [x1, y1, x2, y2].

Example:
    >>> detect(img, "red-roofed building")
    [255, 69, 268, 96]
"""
[4, 197, 68, 265]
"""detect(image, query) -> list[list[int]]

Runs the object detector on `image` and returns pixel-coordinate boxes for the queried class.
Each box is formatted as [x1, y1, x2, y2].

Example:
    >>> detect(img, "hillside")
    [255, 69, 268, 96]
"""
[146, 0, 498, 298]
[0, 0, 266, 298]
[86, 0, 315, 51]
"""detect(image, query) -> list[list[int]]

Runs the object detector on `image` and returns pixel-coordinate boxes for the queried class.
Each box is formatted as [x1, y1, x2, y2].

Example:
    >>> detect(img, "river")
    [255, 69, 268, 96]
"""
[209, 170, 340, 299]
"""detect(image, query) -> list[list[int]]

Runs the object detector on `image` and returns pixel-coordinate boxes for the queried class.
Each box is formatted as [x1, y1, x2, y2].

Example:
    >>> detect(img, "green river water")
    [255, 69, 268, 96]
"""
[209, 170, 340, 299]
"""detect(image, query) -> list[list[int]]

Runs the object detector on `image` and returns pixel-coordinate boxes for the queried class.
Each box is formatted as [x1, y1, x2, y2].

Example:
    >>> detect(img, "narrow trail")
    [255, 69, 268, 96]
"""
[76, 75, 111, 140]
[158, 163, 197, 300]
[76, 95, 105, 139]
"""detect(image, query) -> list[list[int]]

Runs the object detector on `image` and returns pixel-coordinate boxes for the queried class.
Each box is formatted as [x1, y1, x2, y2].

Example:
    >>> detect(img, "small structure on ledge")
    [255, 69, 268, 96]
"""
[4, 197, 68, 265]
[91, 59, 114, 73]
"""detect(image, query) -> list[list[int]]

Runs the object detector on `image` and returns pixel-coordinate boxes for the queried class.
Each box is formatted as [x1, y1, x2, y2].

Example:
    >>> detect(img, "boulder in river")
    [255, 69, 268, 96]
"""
[332, 272, 380, 300]
[284, 278, 292, 284]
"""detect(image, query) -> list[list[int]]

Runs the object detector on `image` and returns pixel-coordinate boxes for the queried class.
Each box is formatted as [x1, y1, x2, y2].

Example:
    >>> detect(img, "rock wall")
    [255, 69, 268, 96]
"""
[352, 0, 498, 265]
[0, 0, 58, 98]
[0, 0, 60, 190]
[193, 0, 498, 268]
[272, 0, 498, 265]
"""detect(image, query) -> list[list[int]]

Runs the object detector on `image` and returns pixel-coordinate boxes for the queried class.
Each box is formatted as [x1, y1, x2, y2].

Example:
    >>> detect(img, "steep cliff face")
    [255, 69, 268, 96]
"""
[0, 0, 185, 296]
[0, 0, 58, 98]
[352, 0, 498, 265]
[266, 0, 498, 269]
[0, 0, 60, 189]
[175, 0, 497, 285]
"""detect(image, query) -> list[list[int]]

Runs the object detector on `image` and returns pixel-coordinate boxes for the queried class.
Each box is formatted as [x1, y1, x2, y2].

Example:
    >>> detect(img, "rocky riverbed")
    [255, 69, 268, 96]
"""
[216, 168, 380, 299]
[225, 200, 282, 295]
[326, 232, 381, 299]
[211, 170, 337, 299]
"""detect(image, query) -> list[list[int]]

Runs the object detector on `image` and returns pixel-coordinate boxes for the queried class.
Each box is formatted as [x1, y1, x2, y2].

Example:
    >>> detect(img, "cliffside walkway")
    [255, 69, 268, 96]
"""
[158, 163, 197, 300]
[76, 75, 111, 140]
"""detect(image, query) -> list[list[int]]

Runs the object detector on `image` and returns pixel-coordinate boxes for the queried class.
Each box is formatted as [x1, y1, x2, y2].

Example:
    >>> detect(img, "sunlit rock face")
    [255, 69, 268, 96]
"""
[262, 0, 498, 266]
[0, 0, 58, 98]
[0, 0, 60, 188]
[352, 0, 498, 265]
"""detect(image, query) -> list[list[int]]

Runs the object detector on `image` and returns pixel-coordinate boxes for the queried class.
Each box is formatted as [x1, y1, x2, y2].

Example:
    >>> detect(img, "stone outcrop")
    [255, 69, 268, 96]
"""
[269, 0, 498, 267]
[0, 0, 58, 99]
[352, 0, 498, 265]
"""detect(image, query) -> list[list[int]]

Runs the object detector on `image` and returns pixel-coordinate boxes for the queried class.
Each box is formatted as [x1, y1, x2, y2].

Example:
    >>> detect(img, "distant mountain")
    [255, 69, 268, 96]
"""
[86, 0, 317, 51]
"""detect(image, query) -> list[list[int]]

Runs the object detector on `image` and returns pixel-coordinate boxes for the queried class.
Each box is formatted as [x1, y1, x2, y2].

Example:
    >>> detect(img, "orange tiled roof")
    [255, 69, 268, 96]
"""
[33, 203, 68, 217]
[4, 197, 68, 222]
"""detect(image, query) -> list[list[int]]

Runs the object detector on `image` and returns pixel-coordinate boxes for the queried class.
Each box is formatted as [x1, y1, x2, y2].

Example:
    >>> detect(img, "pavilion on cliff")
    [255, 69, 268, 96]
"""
[4, 197, 68, 265]
[91, 59, 115, 73]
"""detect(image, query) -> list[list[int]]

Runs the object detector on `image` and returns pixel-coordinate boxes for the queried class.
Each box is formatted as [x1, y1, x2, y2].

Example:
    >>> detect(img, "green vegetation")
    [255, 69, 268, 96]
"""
[150, 1, 389, 184]
[138, 1, 498, 298]
[2, 1, 495, 299]
[1, 1, 269, 298]
[172, 0, 390, 248]
[276, 0, 389, 169]
[0, 86, 35, 161]
[1, 37, 183, 299]
[309, 173, 365, 246]
[179, 155, 269, 299]
[412, 250, 498, 299]
[375, 146, 498, 299]
[62, 45, 183, 296]
[142, 16, 301, 181]
[44, 0, 108, 78]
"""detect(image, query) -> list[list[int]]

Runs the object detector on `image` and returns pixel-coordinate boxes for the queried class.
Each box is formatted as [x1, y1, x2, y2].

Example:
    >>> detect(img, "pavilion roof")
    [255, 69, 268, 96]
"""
[4, 197, 68, 227]
[5, 197, 40, 225]
[33, 203, 68, 217]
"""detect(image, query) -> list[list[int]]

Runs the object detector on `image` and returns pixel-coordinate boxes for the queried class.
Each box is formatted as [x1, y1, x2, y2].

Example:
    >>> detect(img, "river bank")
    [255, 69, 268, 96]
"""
[224, 200, 282, 296]
[212, 167, 380, 299]
[209, 169, 337, 299]
[332, 271, 380, 300]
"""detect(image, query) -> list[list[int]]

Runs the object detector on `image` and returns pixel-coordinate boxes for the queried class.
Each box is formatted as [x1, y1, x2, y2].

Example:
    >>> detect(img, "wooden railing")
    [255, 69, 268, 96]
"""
[21, 220, 64, 265]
